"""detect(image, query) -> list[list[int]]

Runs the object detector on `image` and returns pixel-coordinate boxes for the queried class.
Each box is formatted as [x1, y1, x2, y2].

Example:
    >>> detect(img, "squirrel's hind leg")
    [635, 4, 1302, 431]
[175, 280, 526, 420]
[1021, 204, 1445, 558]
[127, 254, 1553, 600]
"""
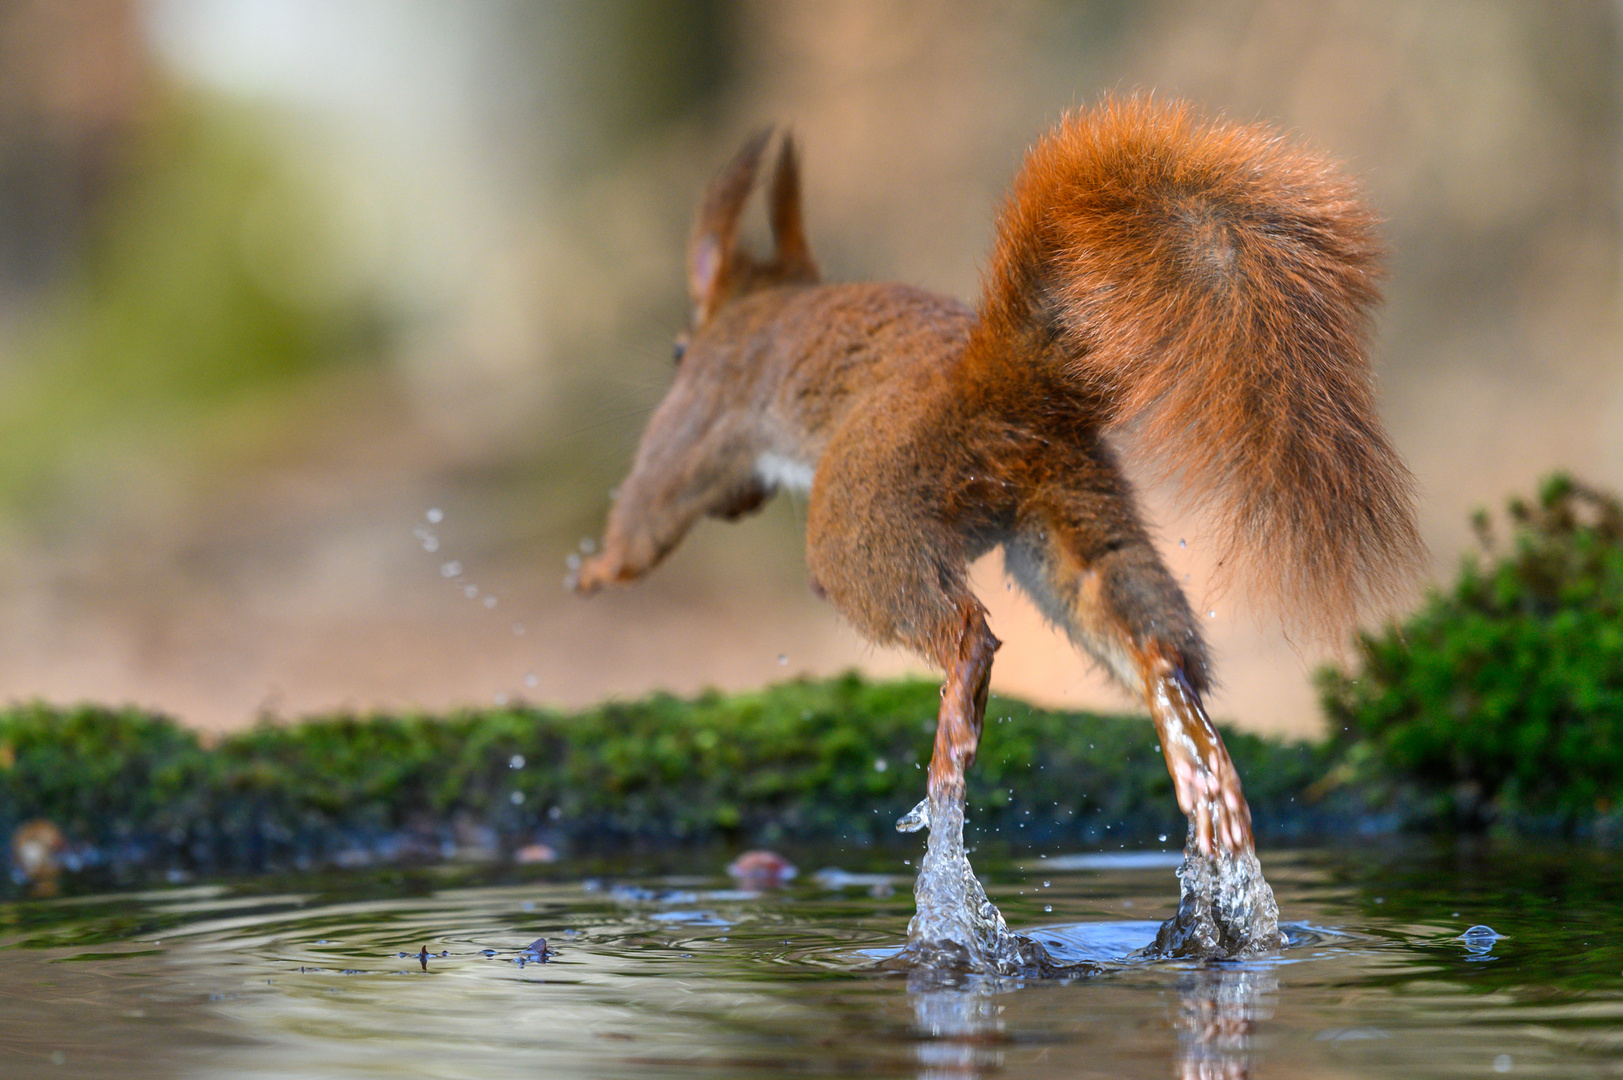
[805, 436, 1002, 808]
[925, 598, 1001, 805]
[1002, 497, 1253, 857]
[806, 540, 1001, 807]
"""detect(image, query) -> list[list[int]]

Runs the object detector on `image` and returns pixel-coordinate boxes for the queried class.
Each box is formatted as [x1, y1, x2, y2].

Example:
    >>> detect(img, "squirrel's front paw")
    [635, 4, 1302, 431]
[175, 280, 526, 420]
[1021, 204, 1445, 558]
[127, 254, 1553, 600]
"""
[569, 553, 617, 595]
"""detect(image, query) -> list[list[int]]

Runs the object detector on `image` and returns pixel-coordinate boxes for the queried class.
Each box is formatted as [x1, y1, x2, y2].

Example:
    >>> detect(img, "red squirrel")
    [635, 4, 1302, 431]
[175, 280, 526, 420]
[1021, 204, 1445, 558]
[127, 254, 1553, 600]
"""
[572, 97, 1422, 858]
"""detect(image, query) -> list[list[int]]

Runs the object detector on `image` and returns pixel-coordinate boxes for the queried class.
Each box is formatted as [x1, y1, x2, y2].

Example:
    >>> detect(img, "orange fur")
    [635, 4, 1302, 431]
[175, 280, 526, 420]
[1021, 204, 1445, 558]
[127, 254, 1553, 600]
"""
[971, 97, 1419, 633]
[573, 97, 1423, 857]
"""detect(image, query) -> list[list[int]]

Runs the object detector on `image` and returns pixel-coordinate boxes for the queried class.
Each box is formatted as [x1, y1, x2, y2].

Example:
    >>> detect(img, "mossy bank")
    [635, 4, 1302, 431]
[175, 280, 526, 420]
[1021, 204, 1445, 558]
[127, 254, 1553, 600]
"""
[1, 674, 1331, 883]
[1320, 475, 1623, 835]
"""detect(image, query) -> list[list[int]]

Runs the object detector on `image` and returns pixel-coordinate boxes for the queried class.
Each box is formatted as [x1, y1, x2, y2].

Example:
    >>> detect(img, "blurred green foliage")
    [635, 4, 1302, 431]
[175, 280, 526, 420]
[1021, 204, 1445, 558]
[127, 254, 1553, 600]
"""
[0, 674, 1324, 876]
[0, 93, 384, 514]
[1319, 475, 1623, 829]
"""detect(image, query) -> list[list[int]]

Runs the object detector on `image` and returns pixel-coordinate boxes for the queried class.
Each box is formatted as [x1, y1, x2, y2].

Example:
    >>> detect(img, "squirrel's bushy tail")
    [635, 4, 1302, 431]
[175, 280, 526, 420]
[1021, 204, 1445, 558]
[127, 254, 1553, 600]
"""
[971, 96, 1422, 634]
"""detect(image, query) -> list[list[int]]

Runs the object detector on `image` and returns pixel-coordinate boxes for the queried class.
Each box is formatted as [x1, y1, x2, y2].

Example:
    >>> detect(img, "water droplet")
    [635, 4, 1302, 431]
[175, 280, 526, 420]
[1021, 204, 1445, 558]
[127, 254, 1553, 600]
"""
[1179, 538, 1187, 548]
[1460, 925, 1504, 958]
[421, 537, 440, 553]
[548, 806, 562, 820]
[1158, 833, 1168, 843]
[579, 537, 596, 554]
[1493, 1054, 1512, 1073]
[873, 758, 887, 772]
[510, 791, 524, 805]
[895, 799, 930, 833]
[426, 508, 443, 524]
[440, 561, 463, 578]
[464, 584, 479, 599]
[483, 595, 497, 609]
[524, 672, 540, 688]
[513, 624, 527, 636]
[509, 754, 525, 770]
[1044, 904, 1052, 913]
[777, 654, 788, 665]
[493, 692, 509, 707]
[565, 553, 581, 572]
[1208, 610, 1216, 618]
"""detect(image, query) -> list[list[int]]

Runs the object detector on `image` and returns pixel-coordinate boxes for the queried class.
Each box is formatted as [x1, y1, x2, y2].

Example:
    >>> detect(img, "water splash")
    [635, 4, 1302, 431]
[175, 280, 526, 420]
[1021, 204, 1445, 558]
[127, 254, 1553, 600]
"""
[891, 788, 1055, 976]
[1139, 823, 1284, 959]
[895, 794, 1283, 971]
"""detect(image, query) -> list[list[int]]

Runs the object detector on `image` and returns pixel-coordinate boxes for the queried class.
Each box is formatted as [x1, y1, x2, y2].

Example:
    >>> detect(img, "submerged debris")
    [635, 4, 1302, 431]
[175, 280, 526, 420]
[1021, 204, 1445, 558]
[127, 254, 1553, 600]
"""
[513, 842, 557, 865]
[519, 938, 550, 963]
[727, 849, 797, 889]
[9, 818, 65, 885]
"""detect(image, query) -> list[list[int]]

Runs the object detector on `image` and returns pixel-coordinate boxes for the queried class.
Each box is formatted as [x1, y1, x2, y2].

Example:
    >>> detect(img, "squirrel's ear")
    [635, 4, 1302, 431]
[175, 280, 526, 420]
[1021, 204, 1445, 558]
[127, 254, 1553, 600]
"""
[767, 133, 818, 285]
[688, 128, 772, 325]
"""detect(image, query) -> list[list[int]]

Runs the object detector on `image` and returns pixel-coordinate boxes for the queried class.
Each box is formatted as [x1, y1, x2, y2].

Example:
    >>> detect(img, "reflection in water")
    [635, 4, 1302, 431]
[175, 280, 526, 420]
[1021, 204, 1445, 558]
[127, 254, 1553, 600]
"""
[5, 847, 1621, 1079]
[909, 975, 1007, 1078]
[1170, 965, 1276, 1080]
[903, 949, 1277, 1080]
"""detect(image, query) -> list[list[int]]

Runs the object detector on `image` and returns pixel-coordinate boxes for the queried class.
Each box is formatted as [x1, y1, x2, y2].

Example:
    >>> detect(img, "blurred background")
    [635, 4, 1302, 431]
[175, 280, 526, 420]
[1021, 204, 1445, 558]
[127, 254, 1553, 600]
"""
[0, 0, 1617, 736]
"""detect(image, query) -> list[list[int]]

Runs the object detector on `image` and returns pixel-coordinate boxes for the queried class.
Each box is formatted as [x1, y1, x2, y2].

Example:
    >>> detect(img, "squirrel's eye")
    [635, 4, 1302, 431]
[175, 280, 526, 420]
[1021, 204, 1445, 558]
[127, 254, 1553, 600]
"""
[672, 334, 689, 365]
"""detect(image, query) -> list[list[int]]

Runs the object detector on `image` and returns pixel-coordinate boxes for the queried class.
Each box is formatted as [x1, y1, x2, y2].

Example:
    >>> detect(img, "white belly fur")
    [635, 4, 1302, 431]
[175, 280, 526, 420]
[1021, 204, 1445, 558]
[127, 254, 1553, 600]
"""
[755, 452, 815, 494]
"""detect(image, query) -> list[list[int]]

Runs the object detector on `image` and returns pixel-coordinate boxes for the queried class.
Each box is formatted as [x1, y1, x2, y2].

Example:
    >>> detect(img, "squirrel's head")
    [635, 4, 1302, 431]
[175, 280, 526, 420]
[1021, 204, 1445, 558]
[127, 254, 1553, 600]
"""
[682, 128, 820, 342]
[570, 131, 820, 597]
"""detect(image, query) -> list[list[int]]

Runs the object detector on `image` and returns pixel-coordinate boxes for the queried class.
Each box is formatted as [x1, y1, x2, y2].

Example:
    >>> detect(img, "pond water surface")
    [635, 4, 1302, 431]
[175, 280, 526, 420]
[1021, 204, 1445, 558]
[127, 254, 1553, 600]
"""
[4, 840, 1622, 1078]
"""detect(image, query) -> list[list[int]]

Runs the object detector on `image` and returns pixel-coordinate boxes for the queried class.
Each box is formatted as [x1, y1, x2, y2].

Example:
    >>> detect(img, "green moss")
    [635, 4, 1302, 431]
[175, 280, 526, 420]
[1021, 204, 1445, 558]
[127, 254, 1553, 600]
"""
[0, 703, 210, 840]
[1319, 474, 1623, 830]
[0, 673, 1325, 876]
